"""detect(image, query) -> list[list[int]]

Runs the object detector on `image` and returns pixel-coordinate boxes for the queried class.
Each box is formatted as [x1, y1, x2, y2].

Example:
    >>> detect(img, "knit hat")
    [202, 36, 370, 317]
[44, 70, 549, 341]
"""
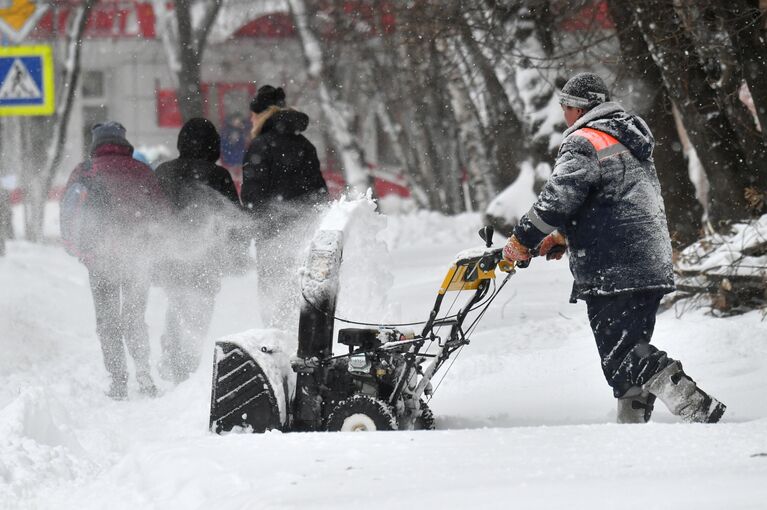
[559, 72, 610, 110]
[91, 121, 130, 151]
[177, 117, 221, 162]
[250, 85, 286, 113]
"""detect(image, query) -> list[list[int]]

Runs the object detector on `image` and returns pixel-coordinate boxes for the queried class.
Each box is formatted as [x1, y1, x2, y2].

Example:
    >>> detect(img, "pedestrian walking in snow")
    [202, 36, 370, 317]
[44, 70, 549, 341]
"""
[241, 85, 328, 326]
[503, 72, 726, 424]
[155, 117, 246, 383]
[62, 122, 168, 400]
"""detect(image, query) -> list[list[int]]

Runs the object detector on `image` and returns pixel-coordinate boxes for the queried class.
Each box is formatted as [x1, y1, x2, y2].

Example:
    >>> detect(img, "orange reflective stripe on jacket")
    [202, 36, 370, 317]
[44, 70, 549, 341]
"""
[572, 127, 629, 160]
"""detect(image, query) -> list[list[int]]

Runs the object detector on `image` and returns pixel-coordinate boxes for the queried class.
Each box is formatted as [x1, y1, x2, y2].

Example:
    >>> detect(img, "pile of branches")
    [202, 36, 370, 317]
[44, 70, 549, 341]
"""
[675, 215, 767, 316]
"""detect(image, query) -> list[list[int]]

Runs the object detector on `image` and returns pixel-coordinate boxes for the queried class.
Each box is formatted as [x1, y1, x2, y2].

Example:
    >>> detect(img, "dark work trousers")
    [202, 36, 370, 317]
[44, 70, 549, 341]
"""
[161, 284, 216, 381]
[88, 268, 151, 384]
[585, 290, 672, 398]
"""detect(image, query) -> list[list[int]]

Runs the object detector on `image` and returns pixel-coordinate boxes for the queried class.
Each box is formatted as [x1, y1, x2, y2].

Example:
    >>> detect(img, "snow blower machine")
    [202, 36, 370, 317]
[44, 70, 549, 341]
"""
[209, 226, 531, 433]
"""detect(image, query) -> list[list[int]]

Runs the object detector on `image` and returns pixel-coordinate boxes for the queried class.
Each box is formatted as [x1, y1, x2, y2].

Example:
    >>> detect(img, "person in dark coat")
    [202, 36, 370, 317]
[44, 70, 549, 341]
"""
[155, 117, 245, 383]
[503, 73, 726, 424]
[241, 85, 328, 326]
[64, 122, 168, 400]
[241, 85, 327, 217]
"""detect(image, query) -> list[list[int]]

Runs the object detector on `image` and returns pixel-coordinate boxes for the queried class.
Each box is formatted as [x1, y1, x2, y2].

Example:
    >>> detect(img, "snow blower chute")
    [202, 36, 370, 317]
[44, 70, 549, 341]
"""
[209, 226, 527, 433]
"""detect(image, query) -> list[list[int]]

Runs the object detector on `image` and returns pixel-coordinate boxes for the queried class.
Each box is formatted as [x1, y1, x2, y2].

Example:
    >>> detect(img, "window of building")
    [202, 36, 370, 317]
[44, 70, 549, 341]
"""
[81, 70, 105, 98]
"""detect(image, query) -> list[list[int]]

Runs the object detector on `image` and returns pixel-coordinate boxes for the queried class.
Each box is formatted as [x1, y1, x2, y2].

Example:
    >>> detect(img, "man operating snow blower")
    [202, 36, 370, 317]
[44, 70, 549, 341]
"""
[503, 72, 726, 424]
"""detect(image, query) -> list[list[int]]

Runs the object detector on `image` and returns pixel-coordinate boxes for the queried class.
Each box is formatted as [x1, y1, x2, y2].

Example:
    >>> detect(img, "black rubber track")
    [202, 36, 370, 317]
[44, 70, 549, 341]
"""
[210, 342, 282, 434]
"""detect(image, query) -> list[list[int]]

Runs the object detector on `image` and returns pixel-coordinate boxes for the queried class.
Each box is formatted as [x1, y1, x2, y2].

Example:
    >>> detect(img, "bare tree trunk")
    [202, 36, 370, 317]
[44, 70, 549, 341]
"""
[154, 0, 221, 123]
[365, 33, 442, 209]
[175, 0, 204, 121]
[423, 40, 465, 214]
[608, 0, 703, 248]
[24, 0, 98, 242]
[174, 0, 221, 121]
[473, 1, 563, 180]
[374, 102, 431, 208]
[631, 0, 754, 225]
[447, 71, 496, 210]
[450, 37, 500, 206]
[457, 18, 527, 188]
[721, 0, 767, 146]
[287, 0, 371, 197]
[678, 1, 767, 187]
[381, 84, 441, 211]
[506, 3, 563, 169]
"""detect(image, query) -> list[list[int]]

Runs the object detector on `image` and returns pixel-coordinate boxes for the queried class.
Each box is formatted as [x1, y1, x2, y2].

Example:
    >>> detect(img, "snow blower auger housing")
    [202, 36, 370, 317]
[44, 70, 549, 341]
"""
[209, 226, 522, 434]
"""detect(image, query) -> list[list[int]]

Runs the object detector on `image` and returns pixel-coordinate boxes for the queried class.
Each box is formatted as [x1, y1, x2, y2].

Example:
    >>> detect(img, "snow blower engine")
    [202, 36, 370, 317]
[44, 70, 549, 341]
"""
[209, 226, 527, 433]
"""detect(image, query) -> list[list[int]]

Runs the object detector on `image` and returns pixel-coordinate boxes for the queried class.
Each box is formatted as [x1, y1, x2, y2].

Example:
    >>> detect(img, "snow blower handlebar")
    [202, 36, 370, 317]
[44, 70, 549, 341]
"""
[422, 227, 526, 340]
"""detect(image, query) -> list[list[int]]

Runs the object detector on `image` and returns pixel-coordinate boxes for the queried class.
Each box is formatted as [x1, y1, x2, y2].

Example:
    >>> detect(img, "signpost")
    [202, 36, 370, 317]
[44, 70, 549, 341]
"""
[0, 45, 54, 116]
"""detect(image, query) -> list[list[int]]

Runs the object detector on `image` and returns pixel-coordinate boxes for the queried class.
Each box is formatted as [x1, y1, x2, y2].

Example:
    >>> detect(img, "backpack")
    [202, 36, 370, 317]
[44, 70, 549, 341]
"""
[60, 161, 111, 258]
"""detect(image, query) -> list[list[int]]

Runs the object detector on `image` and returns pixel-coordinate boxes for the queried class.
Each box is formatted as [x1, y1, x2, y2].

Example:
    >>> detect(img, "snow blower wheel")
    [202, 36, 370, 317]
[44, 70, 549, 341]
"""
[414, 401, 436, 430]
[326, 395, 397, 432]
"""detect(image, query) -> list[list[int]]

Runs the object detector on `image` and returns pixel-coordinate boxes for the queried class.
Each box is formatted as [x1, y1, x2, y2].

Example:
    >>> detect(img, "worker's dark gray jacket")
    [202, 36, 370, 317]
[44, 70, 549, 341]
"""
[514, 102, 675, 301]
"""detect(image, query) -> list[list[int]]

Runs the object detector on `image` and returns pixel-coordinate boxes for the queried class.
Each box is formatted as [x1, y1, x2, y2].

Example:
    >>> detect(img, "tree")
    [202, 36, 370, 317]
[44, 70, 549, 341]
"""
[23, 0, 99, 242]
[473, 1, 564, 180]
[152, 0, 222, 122]
[367, 2, 465, 210]
[456, 13, 528, 189]
[608, 0, 703, 247]
[287, 0, 372, 197]
[630, 0, 756, 224]
[677, 1, 767, 185]
[718, 0, 767, 146]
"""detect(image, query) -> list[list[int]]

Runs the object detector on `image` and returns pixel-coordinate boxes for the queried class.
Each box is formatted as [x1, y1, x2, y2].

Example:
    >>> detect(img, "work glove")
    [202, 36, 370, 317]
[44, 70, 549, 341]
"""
[503, 234, 531, 262]
[538, 231, 567, 260]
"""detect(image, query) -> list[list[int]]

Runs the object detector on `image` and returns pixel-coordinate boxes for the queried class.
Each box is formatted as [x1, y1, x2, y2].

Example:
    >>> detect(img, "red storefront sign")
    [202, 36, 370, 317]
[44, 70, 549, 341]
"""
[32, 1, 156, 39]
[29, 1, 398, 41]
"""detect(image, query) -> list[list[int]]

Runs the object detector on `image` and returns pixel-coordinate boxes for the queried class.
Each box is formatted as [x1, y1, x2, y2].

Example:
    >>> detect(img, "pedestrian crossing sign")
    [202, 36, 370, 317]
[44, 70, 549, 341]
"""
[0, 45, 54, 116]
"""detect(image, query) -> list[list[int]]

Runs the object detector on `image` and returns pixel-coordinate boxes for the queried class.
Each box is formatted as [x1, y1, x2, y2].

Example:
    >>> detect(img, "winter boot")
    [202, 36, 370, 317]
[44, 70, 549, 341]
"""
[617, 390, 656, 424]
[642, 361, 726, 423]
[158, 355, 192, 384]
[136, 371, 159, 398]
[157, 354, 182, 384]
[106, 378, 128, 401]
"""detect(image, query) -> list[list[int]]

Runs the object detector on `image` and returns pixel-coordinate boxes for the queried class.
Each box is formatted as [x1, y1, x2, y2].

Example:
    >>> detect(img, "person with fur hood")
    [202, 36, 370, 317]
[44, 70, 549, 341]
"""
[241, 85, 328, 326]
[155, 117, 246, 383]
[503, 72, 727, 424]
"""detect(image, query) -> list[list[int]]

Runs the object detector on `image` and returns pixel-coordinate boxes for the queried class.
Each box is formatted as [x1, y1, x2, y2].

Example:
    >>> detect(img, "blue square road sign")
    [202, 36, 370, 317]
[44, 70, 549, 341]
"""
[0, 45, 54, 116]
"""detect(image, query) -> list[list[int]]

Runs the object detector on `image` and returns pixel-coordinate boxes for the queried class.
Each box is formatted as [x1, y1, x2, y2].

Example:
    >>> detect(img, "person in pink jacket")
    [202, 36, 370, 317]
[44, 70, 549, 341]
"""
[65, 122, 169, 400]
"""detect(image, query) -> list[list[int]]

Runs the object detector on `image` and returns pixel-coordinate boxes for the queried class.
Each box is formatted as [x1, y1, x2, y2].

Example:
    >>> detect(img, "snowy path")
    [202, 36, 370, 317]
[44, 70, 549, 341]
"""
[1, 211, 767, 509]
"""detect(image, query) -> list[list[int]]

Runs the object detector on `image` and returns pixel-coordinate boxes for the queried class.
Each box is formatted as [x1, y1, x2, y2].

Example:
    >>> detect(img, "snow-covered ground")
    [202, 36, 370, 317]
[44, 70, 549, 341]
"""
[1, 204, 766, 509]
